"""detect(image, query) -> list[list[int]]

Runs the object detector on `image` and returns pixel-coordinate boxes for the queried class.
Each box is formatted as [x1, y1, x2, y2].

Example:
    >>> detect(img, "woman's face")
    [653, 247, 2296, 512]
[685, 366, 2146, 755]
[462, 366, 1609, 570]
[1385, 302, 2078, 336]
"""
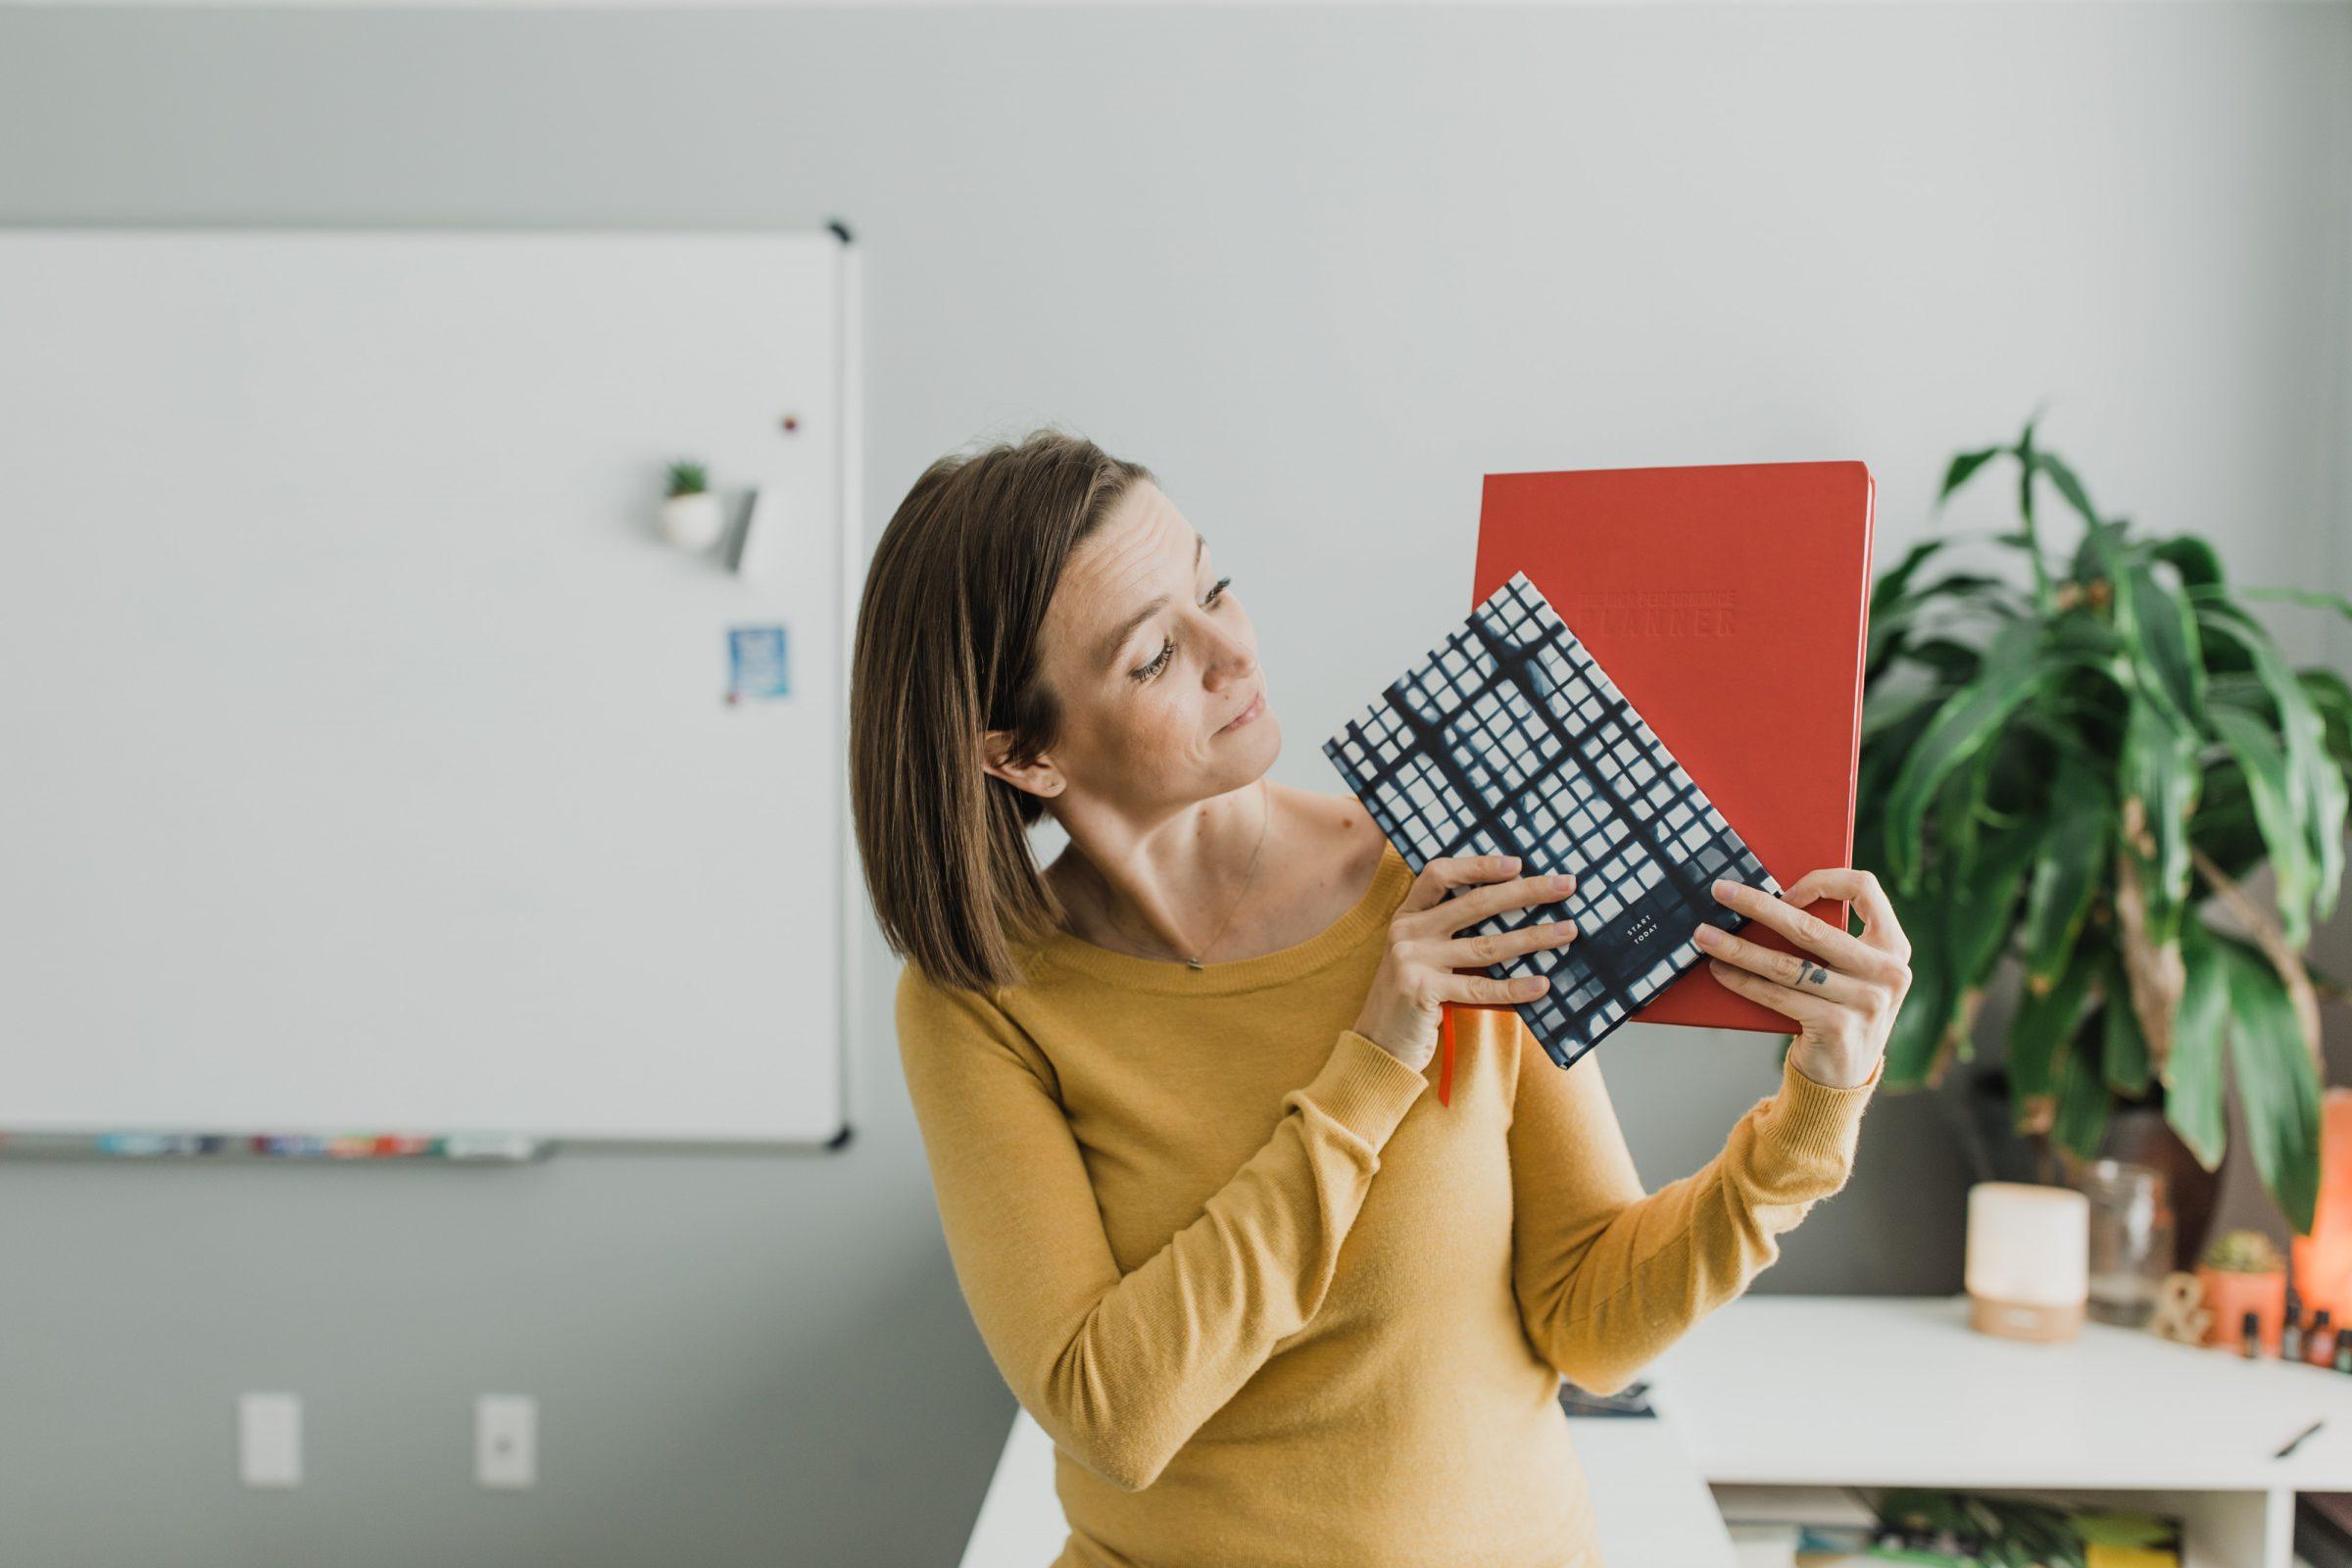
[985, 480, 1275, 815]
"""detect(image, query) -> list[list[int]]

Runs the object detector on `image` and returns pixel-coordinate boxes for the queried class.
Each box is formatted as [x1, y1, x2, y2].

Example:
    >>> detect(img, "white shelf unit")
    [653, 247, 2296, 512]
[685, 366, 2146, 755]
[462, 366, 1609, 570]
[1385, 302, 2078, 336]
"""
[1646, 1293, 2350, 1568]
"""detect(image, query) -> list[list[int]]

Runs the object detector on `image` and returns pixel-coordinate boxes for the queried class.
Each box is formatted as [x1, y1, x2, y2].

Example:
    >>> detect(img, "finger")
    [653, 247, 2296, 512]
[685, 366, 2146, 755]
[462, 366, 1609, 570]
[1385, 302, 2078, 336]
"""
[1782, 866, 1912, 964]
[1708, 875, 1903, 983]
[1435, 917, 1577, 972]
[1705, 956, 1840, 1029]
[1409, 867, 1579, 936]
[1397, 852, 1523, 916]
[1691, 922, 1864, 1003]
[1446, 967, 1551, 1005]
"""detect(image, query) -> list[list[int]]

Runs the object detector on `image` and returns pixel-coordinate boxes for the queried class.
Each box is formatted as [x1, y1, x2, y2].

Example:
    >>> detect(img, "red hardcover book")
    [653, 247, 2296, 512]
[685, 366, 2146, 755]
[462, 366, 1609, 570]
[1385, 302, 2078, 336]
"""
[1473, 461, 1876, 1034]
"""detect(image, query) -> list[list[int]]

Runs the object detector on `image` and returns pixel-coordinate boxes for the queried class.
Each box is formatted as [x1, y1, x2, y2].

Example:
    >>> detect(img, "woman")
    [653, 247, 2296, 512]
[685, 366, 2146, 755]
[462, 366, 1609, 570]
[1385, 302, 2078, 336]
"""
[853, 427, 1911, 1568]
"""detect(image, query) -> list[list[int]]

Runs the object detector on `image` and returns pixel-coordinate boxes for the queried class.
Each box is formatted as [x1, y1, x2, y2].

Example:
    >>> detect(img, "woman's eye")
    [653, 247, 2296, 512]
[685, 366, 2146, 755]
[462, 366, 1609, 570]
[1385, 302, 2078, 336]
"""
[1132, 577, 1234, 682]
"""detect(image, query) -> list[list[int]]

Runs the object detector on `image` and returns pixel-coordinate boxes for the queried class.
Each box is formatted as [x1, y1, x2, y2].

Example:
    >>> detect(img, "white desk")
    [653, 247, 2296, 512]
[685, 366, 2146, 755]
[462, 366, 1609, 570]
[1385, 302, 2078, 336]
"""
[959, 1293, 2352, 1568]
[961, 1402, 1737, 1567]
[1644, 1293, 2352, 1568]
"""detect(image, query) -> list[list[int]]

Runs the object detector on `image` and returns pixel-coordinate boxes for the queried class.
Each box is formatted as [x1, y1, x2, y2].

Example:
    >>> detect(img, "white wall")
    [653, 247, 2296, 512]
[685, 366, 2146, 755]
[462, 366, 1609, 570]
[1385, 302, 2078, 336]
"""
[0, 4, 2346, 1564]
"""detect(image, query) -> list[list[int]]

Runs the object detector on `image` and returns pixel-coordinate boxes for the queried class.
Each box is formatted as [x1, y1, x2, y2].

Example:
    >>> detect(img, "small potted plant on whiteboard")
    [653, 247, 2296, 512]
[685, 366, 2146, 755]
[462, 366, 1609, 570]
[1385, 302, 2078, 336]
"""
[659, 459, 725, 552]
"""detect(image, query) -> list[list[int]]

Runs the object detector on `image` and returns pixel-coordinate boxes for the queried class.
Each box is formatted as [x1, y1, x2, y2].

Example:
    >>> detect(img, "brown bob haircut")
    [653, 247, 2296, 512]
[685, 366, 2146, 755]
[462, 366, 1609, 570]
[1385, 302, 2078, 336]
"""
[851, 426, 1157, 998]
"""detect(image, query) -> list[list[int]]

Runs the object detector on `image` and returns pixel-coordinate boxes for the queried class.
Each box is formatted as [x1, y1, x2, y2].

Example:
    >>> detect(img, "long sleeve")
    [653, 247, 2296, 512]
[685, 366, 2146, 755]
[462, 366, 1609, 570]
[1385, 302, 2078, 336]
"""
[1506, 1018, 1882, 1395]
[895, 966, 1430, 1493]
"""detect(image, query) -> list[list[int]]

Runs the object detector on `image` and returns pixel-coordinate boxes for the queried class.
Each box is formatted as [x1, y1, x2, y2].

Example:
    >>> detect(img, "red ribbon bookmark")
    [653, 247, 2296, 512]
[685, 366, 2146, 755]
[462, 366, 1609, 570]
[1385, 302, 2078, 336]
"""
[1437, 1004, 1457, 1106]
[1436, 1000, 1521, 1107]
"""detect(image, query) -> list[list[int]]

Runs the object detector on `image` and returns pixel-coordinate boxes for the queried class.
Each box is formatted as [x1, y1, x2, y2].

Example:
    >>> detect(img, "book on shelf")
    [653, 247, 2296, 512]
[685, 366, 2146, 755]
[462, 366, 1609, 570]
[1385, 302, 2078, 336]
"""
[1701, 1485, 2180, 1567]
[2297, 1491, 2352, 1568]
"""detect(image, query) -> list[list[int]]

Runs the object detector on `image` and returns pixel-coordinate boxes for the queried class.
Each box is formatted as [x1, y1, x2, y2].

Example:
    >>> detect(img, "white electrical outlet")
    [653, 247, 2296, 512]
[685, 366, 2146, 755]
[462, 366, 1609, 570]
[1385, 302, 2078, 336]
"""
[237, 1393, 302, 1489]
[474, 1395, 536, 1490]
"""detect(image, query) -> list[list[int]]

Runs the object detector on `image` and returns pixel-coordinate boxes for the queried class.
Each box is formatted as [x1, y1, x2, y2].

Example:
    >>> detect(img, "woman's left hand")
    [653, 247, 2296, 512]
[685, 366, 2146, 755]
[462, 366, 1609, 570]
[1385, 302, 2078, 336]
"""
[1691, 867, 1913, 1090]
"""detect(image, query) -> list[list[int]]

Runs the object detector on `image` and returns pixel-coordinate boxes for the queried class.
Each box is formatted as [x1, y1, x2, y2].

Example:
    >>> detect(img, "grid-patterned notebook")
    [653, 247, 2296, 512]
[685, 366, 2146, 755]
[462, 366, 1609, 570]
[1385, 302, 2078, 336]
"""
[1322, 570, 1781, 1071]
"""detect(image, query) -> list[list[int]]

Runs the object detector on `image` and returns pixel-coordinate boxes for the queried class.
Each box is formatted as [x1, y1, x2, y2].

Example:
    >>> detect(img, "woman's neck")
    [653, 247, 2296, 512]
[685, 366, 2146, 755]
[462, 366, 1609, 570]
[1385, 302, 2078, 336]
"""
[1045, 787, 1387, 965]
[1048, 780, 1281, 962]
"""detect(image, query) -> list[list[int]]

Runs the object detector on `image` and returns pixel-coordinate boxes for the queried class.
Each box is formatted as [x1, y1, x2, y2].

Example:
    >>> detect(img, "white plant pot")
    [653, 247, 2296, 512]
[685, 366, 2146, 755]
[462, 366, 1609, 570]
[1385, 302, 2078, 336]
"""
[660, 491, 725, 552]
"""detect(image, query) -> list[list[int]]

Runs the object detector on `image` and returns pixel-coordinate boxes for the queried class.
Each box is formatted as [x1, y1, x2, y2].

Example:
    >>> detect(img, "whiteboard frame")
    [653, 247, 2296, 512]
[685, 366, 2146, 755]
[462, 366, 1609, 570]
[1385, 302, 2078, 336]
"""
[0, 220, 867, 1161]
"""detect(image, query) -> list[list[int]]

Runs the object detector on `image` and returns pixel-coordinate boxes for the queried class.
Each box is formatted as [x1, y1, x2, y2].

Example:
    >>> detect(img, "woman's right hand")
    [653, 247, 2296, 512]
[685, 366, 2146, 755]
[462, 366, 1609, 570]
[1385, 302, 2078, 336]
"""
[1351, 853, 1580, 1072]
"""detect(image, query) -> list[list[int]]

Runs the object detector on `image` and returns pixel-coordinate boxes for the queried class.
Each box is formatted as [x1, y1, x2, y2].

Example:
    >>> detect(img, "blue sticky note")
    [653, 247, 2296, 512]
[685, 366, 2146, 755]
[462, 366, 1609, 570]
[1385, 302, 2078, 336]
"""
[727, 625, 791, 700]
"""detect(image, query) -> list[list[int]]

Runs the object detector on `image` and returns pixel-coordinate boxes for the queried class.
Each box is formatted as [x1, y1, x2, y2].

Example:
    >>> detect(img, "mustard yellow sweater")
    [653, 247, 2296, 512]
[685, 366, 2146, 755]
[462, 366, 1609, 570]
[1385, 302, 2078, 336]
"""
[896, 838, 1883, 1568]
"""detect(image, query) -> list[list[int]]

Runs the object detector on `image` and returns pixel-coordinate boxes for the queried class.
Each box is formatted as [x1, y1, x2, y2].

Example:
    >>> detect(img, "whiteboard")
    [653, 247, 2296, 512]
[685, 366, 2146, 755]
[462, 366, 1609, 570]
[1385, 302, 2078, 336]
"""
[0, 226, 862, 1148]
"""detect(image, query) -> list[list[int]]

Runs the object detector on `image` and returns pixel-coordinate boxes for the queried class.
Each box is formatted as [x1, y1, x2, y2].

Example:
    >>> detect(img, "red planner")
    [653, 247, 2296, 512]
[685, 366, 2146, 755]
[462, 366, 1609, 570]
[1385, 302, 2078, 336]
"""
[1472, 460, 1877, 1036]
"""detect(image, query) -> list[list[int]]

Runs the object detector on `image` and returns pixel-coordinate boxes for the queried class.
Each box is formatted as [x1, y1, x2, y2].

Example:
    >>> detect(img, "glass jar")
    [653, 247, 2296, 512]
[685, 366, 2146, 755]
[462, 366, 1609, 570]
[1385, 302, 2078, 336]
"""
[2076, 1158, 2175, 1327]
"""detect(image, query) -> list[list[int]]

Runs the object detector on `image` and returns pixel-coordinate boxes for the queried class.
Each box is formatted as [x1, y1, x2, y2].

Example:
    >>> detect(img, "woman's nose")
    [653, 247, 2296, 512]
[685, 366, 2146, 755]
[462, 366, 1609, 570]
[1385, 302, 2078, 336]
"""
[1208, 634, 1257, 683]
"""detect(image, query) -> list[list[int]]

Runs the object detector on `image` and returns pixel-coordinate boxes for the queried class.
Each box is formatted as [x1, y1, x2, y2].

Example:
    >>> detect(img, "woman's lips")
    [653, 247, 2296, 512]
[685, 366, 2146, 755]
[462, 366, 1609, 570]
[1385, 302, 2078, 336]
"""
[1221, 690, 1266, 733]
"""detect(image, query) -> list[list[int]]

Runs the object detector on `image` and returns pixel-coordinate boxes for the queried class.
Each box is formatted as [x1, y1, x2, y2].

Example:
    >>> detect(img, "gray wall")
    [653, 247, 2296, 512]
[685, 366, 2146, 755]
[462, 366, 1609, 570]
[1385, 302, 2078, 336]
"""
[3, 4, 2348, 1564]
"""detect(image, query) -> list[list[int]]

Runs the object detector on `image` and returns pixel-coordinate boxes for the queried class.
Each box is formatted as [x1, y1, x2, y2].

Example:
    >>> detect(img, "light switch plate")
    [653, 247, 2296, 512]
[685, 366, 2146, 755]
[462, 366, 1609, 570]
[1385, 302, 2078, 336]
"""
[475, 1395, 536, 1490]
[237, 1393, 302, 1488]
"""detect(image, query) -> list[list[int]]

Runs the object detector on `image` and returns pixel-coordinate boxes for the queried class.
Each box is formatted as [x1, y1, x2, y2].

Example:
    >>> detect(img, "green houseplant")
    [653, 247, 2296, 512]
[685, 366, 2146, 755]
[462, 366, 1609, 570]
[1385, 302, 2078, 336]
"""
[1855, 414, 2349, 1237]
[1869, 1486, 2178, 1567]
[658, 457, 724, 552]
[664, 458, 710, 498]
[2194, 1228, 2287, 1354]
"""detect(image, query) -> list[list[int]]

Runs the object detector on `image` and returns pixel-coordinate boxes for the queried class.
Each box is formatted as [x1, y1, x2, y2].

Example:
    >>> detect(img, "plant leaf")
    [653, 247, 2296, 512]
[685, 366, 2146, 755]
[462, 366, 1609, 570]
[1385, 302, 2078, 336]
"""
[1867, 574, 2028, 683]
[2187, 753, 2267, 881]
[2101, 953, 2152, 1097]
[2019, 751, 2110, 989]
[1906, 640, 1986, 685]
[2052, 1027, 2112, 1162]
[2218, 933, 2323, 1234]
[2303, 667, 2352, 768]
[1880, 887, 1955, 1084]
[1874, 538, 1947, 609]
[2117, 691, 2199, 943]
[1934, 740, 1996, 887]
[2197, 598, 2347, 927]
[2191, 842, 2327, 1066]
[1946, 808, 2041, 1000]
[2116, 559, 2207, 732]
[1862, 688, 1942, 744]
[2210, 703, 2315, 947]
[2240, 584, 2352, 622]
[2068, 514, 2132, 586]
[2111, 696, 2194, 1078]
[2031, 449, 2102, 531]
[2162, 917, 2229, 1171]
[1882, 616, 2051, 889]
[2016, 416, 2039, 522]
[2110, 849, 2186, 1081]
[1939, 448, 2004, 505]
[2009, 938, 2100, 1106]
[2150, 534, 2223, 591]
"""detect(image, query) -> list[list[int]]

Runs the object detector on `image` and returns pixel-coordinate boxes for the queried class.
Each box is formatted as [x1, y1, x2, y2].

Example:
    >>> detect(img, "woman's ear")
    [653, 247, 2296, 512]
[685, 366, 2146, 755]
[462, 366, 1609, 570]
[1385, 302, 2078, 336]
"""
[981, 731, 1061, 799]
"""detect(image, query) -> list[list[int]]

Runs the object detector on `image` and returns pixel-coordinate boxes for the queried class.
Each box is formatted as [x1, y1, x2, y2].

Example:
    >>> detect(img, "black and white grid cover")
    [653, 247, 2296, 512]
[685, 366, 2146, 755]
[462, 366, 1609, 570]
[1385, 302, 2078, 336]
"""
[1321, 569, 1781, 1071]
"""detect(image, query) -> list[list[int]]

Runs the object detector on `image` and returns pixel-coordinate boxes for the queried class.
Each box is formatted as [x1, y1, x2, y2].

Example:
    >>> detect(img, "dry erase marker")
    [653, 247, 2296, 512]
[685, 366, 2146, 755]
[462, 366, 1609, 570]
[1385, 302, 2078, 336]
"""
[2276, 1418, 2325, 1458]
[96, 1133, 174, 1155]
[436, 1135, 549, 1161]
